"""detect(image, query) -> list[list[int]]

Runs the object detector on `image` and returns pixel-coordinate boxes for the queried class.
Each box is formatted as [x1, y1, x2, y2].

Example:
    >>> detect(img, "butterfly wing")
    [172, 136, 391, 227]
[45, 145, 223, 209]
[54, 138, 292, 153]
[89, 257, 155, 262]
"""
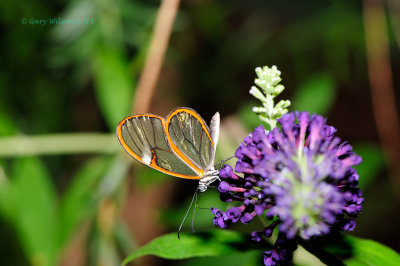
[116, 114, 200, 179]
[165, 108, 216, 175]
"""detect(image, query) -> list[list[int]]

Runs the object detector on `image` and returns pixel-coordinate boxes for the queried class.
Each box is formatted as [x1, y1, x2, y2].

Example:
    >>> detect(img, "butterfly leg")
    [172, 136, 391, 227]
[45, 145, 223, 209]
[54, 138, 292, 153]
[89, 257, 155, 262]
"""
[178, 189, 198, 239]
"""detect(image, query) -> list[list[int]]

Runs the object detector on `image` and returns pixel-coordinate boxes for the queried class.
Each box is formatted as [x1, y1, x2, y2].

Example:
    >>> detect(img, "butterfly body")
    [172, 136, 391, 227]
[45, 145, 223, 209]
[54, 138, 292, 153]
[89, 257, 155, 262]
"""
[117, 107, 220, 192]
[197, 168, 219, 192]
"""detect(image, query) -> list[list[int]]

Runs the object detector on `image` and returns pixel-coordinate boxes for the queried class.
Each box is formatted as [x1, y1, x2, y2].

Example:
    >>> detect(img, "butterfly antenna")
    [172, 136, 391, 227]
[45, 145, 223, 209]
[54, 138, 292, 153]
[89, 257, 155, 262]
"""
[215, 155, 235, 170]
[178, 188, 198, 239]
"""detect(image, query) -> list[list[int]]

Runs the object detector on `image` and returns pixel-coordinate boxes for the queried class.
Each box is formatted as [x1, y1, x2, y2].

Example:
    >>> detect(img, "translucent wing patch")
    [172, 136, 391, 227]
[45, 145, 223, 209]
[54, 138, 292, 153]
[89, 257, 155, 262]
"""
[165, 108, 215, 173]
[117, 115, 199, 179]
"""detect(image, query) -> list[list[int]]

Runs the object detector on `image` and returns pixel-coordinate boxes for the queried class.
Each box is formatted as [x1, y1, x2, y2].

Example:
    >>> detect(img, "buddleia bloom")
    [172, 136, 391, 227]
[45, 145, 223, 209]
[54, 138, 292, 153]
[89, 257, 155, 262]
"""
[211, 112, 363, 265]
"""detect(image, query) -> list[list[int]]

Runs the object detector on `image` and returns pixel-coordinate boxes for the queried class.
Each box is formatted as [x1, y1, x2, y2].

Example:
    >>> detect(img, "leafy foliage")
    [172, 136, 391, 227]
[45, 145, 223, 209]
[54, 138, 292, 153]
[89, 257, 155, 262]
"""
[123, 230, 400, 266]
[122, 230, 266, 265]
[11, 158, 57, 266]
[300, 233, 400, 266]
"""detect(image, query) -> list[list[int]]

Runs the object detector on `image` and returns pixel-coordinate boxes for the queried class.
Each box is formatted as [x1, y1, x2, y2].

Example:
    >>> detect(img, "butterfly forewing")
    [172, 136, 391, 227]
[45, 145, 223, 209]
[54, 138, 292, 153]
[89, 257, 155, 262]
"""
[166, 108, 215, 173]
[117, 115, 199, 179]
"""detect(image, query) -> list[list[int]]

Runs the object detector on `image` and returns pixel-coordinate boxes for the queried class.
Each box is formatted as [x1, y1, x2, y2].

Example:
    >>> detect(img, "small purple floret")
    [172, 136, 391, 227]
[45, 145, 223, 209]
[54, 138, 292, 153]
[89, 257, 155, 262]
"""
[219, 164, 233, 178]
[263, 250, 279, 266]
[218, 181, 231, 193]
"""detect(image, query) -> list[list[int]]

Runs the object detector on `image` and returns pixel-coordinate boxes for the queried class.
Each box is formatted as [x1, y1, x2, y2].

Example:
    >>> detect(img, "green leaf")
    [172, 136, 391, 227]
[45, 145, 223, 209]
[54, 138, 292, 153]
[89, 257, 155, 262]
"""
[299, 233, 400, 266]
[58, 156, 112, 248]
[292, 73, 336, 115]
[122, 230, 266, 265]
[91, 47, 135, 129]
[181, 250, 261, 266]
[11, 157, 57, 266]
[353, 143, 386, 190]
[343, 235, 400, 266]
[293, 245, 326, 266]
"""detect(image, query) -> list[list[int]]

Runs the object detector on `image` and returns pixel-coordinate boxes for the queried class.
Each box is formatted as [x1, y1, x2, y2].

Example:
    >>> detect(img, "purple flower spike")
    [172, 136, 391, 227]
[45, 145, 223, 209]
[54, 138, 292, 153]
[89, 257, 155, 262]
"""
[210, 112, 363, 266]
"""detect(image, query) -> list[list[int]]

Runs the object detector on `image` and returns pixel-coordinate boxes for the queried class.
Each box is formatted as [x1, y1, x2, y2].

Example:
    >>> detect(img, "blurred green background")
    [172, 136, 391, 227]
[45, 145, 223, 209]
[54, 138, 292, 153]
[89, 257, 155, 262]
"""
[0, 0, 399, 265]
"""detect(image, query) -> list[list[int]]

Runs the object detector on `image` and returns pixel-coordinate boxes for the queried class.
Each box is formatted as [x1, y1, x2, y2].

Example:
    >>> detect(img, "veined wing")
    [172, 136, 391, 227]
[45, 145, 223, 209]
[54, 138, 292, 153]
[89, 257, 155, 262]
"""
[165, 108, 216, 174]
[116, 114, 200, 179]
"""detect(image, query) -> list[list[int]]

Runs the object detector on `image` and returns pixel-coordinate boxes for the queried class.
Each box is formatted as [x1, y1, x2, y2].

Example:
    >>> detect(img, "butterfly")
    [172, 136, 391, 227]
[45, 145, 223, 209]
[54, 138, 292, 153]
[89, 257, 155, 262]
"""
[116, 107, 220, 192]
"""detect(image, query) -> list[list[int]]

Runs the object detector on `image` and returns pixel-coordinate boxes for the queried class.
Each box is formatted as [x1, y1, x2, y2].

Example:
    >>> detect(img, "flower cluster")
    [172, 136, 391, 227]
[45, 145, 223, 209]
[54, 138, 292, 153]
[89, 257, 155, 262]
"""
[211, 112, 363, 265]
